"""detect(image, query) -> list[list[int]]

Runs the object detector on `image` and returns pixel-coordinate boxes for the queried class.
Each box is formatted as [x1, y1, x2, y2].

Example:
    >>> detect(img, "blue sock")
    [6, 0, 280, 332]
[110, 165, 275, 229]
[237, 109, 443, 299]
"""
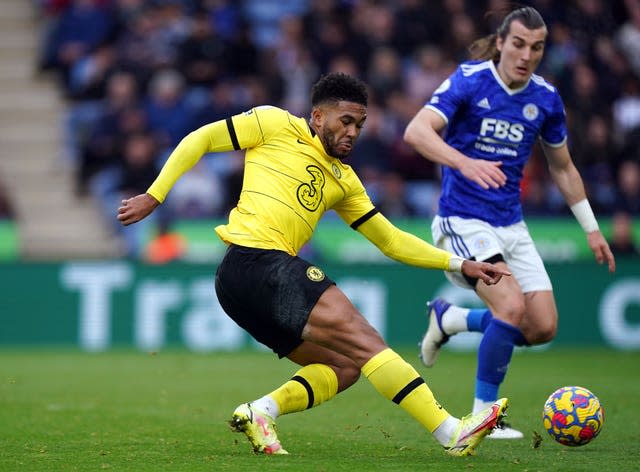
[475, 318, 524, 402]
[467, 308, 492, 332]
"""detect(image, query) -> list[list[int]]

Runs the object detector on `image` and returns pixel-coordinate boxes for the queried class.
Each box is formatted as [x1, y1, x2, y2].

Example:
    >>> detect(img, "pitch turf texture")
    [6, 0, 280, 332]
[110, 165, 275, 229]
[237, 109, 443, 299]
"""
[1, 348, 638, 472]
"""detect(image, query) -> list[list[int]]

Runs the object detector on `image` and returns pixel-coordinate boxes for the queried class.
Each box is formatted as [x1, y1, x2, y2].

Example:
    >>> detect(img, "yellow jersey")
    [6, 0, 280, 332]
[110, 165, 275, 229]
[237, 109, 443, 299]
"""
[147, 106, 454, 271]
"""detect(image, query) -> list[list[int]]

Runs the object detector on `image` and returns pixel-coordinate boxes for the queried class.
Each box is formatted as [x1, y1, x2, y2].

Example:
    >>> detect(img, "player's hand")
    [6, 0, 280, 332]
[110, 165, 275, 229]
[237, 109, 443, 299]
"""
[587, 230, 616, 273]
[117, 193, 160, 226]
[459, 157, 507, 189]
[461, 260, 511, 285]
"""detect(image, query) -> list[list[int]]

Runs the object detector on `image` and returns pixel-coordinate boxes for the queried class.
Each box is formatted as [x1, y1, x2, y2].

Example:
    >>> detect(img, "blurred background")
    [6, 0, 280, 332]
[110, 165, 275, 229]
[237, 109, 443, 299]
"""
[0, 0, 638, 352]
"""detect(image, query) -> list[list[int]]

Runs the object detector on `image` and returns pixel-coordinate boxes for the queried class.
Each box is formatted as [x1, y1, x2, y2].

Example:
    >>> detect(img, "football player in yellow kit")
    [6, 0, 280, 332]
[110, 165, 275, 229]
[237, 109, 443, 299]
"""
[117, 72, 510, 457]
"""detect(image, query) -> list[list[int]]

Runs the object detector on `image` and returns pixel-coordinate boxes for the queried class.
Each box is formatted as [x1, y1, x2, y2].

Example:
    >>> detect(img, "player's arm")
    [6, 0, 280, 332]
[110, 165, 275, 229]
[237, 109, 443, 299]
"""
[117, 119, 238, 226]
[355, 211, 510, 285]
[542, 142, 616, 272]
[403, 107, 506, 189]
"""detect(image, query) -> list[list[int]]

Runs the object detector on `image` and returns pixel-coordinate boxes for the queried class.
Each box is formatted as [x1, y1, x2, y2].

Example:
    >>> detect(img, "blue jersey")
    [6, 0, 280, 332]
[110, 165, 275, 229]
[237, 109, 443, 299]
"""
[426, 60, 567, 226]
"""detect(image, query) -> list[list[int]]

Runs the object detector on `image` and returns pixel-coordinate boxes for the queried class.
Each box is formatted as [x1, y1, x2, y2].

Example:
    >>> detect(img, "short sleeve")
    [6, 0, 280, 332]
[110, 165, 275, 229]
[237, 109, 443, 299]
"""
[539, 92, 568, 147]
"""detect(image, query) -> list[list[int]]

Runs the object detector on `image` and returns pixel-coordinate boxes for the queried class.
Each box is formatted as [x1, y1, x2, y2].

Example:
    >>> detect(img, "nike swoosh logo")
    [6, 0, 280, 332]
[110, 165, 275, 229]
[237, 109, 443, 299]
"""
[297, 138, 307, 145]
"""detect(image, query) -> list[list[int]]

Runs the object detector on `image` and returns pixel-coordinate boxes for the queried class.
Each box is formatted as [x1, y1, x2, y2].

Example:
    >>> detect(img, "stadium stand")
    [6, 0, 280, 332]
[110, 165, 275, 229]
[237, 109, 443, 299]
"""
[1, 0, 638, 259]
[0, 0, 123, 258]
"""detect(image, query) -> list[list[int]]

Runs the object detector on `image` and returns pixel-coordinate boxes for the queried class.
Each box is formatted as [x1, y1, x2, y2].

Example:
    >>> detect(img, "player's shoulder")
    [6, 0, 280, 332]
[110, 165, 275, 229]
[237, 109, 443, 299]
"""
[245, 105, 287, 120]
[528, 73, 559, 95]
[458, 59, 493, 78]
[245, 105, 305, 131]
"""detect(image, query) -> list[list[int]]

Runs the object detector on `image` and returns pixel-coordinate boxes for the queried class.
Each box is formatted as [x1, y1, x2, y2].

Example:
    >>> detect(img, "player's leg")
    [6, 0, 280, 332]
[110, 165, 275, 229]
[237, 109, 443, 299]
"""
[304, 285, 507, 456]
[230, 342, 360, 455]
[473, 270, 527, 405]
[474, 225, 554, 438]
[247, 342, 360, 420]
[420, 295, 493, 367]
[421, 216, 506, 366]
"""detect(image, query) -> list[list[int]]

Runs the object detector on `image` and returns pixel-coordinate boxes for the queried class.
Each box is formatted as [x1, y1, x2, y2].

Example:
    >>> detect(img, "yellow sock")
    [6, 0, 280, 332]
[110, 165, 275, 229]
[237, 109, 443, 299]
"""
[361, 348, 450, 432]
[269, 364, 339, 415]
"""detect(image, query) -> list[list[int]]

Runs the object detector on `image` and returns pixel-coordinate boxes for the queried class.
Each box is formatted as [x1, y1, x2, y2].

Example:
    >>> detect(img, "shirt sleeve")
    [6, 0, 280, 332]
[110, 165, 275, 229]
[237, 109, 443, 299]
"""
[539, 91, 568, 147]
[146, 106, 287, 202]
[356, 212, 452, 271]
[424, 65, 467, 124]
[146, 119, 236, 202]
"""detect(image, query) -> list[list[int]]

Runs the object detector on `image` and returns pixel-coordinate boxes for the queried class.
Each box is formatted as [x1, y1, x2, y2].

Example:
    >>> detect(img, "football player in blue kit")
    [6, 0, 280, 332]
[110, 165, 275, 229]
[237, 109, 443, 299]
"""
[404, 6, 616, 439]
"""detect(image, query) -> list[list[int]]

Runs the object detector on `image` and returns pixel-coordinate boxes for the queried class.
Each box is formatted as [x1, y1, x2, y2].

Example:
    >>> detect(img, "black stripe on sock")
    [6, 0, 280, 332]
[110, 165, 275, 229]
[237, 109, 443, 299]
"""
[226, 117, 240, 150]
[392, 377, 425, 404]
[292, 375, 315, 409]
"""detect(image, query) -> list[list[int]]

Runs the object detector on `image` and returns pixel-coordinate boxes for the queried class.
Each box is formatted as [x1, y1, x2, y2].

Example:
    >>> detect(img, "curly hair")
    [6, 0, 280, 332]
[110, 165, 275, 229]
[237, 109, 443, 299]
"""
[311, 72, 368, 107]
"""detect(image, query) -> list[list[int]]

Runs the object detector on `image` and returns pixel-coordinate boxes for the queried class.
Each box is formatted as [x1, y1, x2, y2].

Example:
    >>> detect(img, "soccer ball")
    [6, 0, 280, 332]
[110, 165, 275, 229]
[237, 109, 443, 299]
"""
[542, 385, 604, 446]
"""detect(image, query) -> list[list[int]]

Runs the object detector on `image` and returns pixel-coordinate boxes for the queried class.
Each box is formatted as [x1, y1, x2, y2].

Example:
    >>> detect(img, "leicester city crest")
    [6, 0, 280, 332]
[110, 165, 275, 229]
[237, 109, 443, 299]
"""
[522, 103, 539, 121]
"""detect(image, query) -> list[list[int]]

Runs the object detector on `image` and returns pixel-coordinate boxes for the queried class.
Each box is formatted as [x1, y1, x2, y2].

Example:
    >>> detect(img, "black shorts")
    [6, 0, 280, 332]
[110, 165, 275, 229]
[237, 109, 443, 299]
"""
[214, 244, 335, 357]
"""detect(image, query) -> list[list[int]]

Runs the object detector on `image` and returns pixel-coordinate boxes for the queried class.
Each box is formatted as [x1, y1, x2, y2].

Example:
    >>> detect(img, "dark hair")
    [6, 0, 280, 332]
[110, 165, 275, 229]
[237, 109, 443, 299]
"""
[311, 72, 368, 107]
[469, 6, 547, 61]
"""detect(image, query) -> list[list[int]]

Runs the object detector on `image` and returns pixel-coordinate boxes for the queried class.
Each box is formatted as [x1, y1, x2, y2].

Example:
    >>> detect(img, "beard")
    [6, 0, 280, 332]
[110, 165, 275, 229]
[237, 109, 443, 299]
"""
[321, 128, 351, 160]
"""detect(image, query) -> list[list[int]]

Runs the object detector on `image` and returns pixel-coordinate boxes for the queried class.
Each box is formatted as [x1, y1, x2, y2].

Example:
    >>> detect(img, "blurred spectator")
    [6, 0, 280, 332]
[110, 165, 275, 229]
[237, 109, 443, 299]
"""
[0, 177, 14, 220]
[67, 44, 119, 100]
[177, 10, 227, 90]
[570, 114, 618, 212]
[392, 0, 448, 56]
[367, 47, 404, 104]
[165, 160, 226, 219]
[609, 211, 640, 257]
[34, 0, 640, 257]
[615, 0, 640, 77]
[612, 74, 640, 141]
[348, 104, 393, 193]
[77, 70, 143, 194]
[41, 0, 116, 94]
[117, 131, 161, 257]
[144, 218, 186, 264]
[374, 172, 418, 218]
[540, 21, 580, 80]
[614, 159, 640, 215]
[404, 45, 454, 105]
[271, 15, 317, 116]
[144, 68, 194, 153]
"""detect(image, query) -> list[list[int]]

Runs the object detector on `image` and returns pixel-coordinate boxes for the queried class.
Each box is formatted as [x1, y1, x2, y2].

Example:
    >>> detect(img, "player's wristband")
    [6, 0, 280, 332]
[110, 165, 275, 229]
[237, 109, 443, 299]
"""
[448, 255, 465, 272]
[570, 199, 599, 233]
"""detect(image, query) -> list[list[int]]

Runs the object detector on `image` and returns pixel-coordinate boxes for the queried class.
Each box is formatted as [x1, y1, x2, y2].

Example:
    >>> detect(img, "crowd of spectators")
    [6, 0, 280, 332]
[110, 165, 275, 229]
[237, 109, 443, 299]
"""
[35, 0, 640, 257]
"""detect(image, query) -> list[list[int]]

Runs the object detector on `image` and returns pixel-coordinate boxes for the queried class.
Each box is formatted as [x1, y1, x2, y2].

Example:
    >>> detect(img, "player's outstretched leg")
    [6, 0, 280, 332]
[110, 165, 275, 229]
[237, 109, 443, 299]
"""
[444, 398, 509, 456]
[229, 403, 289, 455]
[420, 298, 452, 367]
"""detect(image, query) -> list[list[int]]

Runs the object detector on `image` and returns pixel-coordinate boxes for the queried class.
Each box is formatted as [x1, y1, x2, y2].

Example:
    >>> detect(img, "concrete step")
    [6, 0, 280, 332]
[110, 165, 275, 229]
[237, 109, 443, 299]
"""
[0, 122, 61, 142]
[0, 0, 126, 260]
[0, 61, 38, 81]
[0, 86, 64, 105]
[0, 28, 38, 48]
[0, 44, 38, 63]
[0, 1, 35, 19]
[19, 236, 124, 260]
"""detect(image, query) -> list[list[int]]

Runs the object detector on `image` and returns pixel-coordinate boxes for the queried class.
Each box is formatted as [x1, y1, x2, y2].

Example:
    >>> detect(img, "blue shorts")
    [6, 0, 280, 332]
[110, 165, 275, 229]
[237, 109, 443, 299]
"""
[215, 244, 335, 357]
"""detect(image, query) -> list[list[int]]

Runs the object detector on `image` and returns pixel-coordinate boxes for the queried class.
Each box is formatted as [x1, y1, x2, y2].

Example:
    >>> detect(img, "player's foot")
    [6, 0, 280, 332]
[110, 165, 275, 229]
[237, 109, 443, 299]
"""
[229, 403, 289, 455]
[487, 422, 523, 439]
[444, 398, 509, 456]
[419, 298, 452, 367]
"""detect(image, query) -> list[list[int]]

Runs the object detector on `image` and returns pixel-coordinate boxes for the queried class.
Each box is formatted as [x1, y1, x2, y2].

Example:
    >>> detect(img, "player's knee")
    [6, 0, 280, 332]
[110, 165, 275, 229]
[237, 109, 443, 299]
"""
[495, 297, 527, 325]
[527, 321, 557, 345]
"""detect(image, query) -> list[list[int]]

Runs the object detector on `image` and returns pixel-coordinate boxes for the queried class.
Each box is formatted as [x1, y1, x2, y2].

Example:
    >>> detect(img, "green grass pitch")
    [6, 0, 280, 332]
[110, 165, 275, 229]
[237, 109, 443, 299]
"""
[1, 347, 639, 471]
